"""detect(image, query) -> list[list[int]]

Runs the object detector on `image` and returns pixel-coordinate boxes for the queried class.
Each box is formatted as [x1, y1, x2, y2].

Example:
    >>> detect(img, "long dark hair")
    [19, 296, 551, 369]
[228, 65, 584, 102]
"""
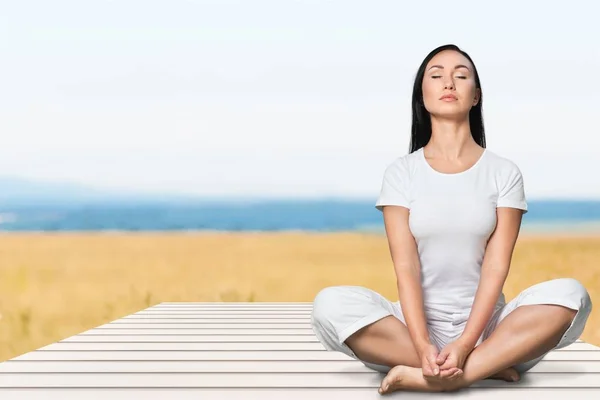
[409, 44, 485, 153]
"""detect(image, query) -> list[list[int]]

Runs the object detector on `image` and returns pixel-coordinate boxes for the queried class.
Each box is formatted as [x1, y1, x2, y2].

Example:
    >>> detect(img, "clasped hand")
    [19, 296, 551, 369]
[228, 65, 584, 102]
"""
[421, 339, 473, 381]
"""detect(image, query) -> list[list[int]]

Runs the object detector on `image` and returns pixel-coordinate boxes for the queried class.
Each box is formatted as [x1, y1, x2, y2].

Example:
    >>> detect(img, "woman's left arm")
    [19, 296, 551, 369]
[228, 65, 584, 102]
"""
[458, 207, 524, 349]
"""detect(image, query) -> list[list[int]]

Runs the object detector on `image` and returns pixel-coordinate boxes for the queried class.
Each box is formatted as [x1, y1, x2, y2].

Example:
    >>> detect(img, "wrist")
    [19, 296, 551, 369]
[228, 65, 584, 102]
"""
[415, 338, 433, 355]
[457, 335, 477, 350]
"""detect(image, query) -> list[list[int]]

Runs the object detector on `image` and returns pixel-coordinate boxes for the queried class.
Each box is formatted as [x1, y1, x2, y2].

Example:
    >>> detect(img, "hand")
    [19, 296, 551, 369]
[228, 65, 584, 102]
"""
[419, 343, 462, 381]
[435, 339, 473, 378]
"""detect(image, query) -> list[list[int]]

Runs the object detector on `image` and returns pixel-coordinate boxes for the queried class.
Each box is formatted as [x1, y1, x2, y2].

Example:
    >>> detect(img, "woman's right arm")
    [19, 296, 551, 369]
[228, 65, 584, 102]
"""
[382, 205, 431, 357]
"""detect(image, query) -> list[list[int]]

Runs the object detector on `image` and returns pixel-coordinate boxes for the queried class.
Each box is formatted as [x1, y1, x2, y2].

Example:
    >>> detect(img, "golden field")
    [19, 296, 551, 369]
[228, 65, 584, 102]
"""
[0, 231, 599, 361]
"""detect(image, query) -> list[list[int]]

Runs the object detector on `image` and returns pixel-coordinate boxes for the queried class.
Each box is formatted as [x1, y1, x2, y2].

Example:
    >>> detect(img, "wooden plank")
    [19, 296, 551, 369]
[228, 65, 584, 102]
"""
[80, 324, 600, 348]
[123, 313, 312, 322]
[75, 328, 585, 342]
[1, 372, 600, 388]
[77, 327, 593, 348]
[62, 335, 320, 342]
[123, 315, 313, 319]
[119, 317, 312, 322]
[10, 351, 357, 361]
[142, 311, 314, 314]
[36, 341, 598, 352]
[0, 388, 599, 400]
[149, 304, 313, 312]
[56, 336, 596, 351]
[38, 342, 328, 351]
[11, 350, 600, 361]
[147, 308, 314, 312]
[151, 303, 313, 305]
[143, 306, 313, 309]
[131, 310, 311, 316]
[2, 360, 600, 373]
[156, 302, 313, 305]
[93, 323, 313, 329]
[79, 329, 315, 335]
[547, 343, 599, 351]
[0, 360, 366, 373]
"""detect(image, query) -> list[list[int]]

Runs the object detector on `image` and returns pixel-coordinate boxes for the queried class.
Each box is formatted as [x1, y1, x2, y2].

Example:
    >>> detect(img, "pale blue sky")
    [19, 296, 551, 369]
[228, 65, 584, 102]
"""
[1, 0, 599, 199]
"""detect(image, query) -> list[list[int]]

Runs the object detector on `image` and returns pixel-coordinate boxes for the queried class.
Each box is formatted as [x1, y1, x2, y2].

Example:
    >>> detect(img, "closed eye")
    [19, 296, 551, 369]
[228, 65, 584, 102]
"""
[432, 76, 467, 79]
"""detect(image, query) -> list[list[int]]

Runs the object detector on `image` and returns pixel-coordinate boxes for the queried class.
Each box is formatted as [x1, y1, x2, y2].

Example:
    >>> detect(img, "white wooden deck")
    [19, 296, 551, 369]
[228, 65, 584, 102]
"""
[0, 302, 599, 399]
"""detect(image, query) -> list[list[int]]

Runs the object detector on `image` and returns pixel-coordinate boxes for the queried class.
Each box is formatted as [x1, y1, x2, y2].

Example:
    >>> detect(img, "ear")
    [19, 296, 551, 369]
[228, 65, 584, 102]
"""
[473, 88, 481, 106]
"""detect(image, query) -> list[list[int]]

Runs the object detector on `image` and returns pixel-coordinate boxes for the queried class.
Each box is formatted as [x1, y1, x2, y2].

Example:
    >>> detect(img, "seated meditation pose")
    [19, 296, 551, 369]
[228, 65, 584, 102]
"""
[310, 44, 593, 394]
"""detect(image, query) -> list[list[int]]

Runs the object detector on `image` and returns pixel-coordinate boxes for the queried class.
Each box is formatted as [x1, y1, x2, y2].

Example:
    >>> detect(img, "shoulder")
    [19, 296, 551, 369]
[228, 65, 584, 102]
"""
[376, 150, 421, 210]
[382, 149, 422, 179]
[482, 150, 526, 194]
[483, 149, 524, 177]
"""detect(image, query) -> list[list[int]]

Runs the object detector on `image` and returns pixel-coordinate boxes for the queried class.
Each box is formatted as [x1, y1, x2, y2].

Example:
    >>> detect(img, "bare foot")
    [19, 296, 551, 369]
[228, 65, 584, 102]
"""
[378, 365, 453, 395]
[488, 367, 520, 382]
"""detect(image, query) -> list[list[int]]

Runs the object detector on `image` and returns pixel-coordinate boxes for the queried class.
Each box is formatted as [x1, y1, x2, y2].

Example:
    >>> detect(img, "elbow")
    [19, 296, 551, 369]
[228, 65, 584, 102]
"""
[482, 263, 510, 281]
[394, 263, 420, 283]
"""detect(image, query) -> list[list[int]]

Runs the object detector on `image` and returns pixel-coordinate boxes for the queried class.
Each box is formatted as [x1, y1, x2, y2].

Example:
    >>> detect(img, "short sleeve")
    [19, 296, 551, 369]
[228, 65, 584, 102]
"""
[497, 162, 528, 214]
[375, 159, 410, 212]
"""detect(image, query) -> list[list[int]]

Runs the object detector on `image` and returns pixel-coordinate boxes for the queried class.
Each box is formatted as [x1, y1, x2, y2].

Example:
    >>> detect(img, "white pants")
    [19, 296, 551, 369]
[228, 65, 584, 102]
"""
[310, 278, 592, 373]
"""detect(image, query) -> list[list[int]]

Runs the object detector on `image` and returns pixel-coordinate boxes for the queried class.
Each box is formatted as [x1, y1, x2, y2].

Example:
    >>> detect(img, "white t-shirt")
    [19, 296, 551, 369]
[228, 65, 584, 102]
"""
[375, 147, 528, 322]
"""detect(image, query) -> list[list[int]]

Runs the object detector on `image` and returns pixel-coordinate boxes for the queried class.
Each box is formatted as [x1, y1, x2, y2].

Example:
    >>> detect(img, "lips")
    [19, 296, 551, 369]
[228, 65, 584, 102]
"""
[440, 94, 457, 100]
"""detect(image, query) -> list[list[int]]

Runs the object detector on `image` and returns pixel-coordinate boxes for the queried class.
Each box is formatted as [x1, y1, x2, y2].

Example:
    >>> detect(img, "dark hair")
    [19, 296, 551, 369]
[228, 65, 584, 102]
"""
[409, 44, 485, 153]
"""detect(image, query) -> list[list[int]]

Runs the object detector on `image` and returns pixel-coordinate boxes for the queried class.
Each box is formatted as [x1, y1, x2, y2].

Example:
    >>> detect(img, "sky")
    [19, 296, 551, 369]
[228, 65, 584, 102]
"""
[1, 0, 599, 200]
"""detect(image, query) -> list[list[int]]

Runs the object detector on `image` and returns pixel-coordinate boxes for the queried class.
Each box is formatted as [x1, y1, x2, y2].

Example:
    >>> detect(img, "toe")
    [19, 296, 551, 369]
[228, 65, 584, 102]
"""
[509, 369, 521, 382]
[378, 383, 390, 394]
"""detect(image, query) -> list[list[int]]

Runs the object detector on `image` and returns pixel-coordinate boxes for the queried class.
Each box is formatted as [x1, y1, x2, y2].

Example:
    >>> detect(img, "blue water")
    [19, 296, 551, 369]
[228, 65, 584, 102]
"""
[1, 199, 600, 233]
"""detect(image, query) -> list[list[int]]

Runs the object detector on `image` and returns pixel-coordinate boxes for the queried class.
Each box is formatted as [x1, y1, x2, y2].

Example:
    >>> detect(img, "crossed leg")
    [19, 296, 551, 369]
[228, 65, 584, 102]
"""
[379, 303, 577, 394]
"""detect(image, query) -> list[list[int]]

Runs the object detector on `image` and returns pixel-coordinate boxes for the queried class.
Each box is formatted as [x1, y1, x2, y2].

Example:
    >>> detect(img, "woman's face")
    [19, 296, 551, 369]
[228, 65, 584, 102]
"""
[421, 50, 480, 118]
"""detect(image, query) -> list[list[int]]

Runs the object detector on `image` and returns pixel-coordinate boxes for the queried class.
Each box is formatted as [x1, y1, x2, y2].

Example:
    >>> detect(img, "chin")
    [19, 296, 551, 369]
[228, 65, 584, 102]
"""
[428, 110, 469, 119]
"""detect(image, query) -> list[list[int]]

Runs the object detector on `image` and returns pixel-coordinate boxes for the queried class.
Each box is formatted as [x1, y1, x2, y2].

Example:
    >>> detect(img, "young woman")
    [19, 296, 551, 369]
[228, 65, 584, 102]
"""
[310, 44, 593, 394]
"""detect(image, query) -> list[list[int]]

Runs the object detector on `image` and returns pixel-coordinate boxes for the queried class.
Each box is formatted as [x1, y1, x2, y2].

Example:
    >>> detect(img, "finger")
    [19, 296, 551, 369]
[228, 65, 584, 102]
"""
[440, 359, 455, 371]
[439, 368, 457, 378]
[440, 364, 454, 373]
[450, 369, 464, 380]
[422, 363, 433, 377]
[445, 368, 461, 378]
[431, 362, 440, 376]
[423, 364, 439, 379]
[424, 365, 438, 378]
[446, 371, 458, 381]
[424, 374, 442, 383]
[436, 352, 447, 365]
[427, 356, 440, 375]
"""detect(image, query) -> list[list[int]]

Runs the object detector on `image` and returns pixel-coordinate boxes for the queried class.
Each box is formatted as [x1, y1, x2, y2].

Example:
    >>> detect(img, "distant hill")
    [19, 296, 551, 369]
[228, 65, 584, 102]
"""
[0, 176, 198, 207]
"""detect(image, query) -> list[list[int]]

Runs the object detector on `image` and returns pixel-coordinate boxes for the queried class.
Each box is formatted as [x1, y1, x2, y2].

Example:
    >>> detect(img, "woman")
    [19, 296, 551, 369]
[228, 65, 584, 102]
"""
[310, 44, 593, 394]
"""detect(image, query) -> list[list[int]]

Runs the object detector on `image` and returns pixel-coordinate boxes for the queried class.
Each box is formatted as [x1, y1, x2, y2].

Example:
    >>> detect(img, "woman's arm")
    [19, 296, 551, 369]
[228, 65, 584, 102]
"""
[382, 205, 431, 356]
[458, 207, 524, 348]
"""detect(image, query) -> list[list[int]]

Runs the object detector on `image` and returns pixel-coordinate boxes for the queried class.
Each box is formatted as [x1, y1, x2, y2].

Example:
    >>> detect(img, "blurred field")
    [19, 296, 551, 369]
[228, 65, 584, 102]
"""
[0, 231, 599, 361]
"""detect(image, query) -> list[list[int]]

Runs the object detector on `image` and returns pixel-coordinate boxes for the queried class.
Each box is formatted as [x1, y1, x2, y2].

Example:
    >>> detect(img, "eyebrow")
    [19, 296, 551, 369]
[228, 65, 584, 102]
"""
[428, 64, 471, 71]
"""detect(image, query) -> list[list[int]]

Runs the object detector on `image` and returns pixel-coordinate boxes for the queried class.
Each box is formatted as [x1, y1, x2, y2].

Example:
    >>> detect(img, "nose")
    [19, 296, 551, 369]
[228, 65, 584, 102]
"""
[443, 79, 455, 90]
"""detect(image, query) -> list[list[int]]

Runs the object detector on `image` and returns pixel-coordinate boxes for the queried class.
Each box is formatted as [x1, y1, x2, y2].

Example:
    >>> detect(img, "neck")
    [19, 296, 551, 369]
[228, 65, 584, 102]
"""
[426, 117, 477, 159]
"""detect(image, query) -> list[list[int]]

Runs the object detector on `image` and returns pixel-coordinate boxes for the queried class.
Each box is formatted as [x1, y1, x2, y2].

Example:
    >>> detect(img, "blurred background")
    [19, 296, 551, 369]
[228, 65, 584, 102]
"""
[1, 0, 599, 361]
